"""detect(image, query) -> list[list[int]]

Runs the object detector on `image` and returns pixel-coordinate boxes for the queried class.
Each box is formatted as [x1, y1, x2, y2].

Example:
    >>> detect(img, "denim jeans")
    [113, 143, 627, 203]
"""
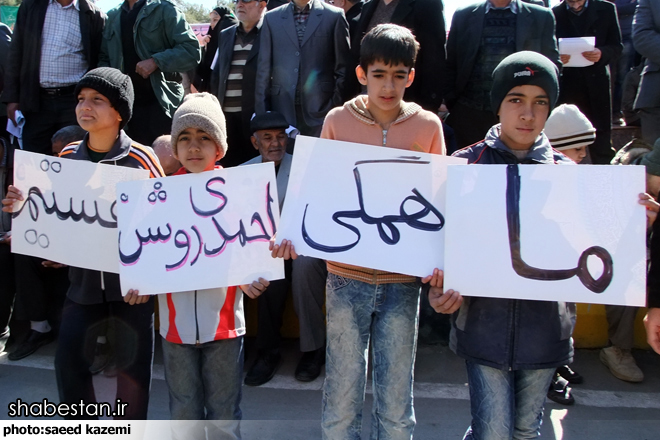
[162, 336, 243, 440]
[322, 274, 420, 440]
[463, 361, 555, 440]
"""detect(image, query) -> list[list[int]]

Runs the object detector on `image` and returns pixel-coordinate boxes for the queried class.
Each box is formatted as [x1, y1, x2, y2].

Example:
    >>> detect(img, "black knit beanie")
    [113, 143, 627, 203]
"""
[74, 67, 134, 129]
[490, 51, 559, 116]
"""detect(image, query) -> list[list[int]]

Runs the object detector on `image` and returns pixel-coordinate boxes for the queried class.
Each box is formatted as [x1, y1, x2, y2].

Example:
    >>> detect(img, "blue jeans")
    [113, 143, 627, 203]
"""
[322, 274, 420, 440]
[162, 336, 243, 440]
[464, 361, 555, 440]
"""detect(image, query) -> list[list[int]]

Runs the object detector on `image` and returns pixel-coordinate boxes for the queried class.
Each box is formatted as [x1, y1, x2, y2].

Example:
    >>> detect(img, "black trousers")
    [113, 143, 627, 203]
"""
[13, 254, 69, 327]
[55, 297, 154, 420]
[22, 93, 78, 155]
[220, 111, 258, 168]
[0, 243, 15, 339]
[446, 102, 498, 153]
[256, 259, 293, 351]
[125, 99, 172, 147]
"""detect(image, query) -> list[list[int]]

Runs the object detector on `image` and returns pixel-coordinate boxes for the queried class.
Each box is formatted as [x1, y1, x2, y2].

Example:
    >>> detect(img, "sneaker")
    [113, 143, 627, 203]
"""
[244, 351, 281, 386]
[7, 330, 54, 361]
[547, 374, 574, 406]
[89, 342, 111, 375]
[294, 346, 325, 382]
[600, 346, 644, 383]
[556, 365, 583, 385]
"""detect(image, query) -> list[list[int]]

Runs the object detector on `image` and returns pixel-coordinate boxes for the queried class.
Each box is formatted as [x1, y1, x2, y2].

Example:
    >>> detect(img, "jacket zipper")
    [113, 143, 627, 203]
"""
[194, 290, 200, 345]
[382, 129, 388, 146]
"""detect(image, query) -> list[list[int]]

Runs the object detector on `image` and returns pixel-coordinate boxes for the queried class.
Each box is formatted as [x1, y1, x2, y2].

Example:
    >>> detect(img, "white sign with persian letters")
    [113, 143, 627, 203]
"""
[117, 162, 284, 296]
[444, 164, 647, 306]
[11, 150, 150, 273]
[276, 136, 467, 277]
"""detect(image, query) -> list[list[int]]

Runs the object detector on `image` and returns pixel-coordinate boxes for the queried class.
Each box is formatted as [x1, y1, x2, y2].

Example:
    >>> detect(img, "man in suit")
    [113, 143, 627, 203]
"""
[633, 0, 660, 146]
[442, 0, 560, 151]
[255, 0, 350, 137]
[211, 0, 267, 167]
[241, 112, 328, 385]
[553, 0, 622, 165]
[2, 0, 105, 155]
[347, 0, 445, 111]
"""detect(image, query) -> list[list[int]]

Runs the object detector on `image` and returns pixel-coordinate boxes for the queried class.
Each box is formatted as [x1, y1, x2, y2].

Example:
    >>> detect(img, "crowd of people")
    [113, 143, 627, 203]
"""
[0, 0, 659, 439]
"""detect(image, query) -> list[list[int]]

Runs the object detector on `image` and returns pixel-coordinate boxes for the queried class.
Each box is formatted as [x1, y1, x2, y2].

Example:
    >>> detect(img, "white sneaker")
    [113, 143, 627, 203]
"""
[599, 346, 644, 383]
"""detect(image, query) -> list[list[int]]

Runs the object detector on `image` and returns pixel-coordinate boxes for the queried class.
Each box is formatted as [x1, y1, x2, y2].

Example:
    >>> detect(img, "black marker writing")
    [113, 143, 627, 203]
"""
[302, 164, 444, 253]
[506, 164, 613, 293]
[13, 187, 117, 228]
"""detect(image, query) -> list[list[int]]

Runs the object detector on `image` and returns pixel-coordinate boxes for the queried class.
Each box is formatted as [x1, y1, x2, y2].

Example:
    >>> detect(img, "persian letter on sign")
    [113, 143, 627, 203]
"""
[117, 162, 285, 296]
[11, 150, 150, 273]
[276, 136, 467, 278]
[444, 164, 647, 306]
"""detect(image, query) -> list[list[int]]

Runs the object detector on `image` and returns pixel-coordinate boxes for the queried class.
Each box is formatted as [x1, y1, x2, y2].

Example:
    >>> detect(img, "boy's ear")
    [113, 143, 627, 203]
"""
[216, 144, 224, 161]
[405, 68, 415, 89]
[356, 65, 368, 86]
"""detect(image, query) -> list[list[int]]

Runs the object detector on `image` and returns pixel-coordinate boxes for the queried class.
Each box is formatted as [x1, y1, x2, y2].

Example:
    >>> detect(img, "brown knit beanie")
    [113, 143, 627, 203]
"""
[170, 93, 228, 155]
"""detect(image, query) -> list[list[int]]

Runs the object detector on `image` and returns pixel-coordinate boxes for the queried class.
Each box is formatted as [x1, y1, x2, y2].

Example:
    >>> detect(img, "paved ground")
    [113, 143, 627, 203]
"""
[1, 331, 659, 440]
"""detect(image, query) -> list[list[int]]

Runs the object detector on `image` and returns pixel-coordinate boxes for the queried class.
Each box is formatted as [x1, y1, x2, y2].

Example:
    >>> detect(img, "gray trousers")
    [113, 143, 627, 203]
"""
[292, 256, 327, 352]
[640, 108, 660, 146]
[605, 305, 638, 350]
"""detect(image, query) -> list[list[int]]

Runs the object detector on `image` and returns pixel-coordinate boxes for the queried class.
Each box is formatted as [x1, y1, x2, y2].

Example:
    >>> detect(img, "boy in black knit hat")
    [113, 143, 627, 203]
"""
[429, 52, 573, 440]
[3, 67, 164, 420]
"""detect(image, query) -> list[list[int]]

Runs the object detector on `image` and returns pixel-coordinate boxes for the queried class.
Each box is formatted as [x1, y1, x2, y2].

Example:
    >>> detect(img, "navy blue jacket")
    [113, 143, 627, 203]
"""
[449, 126, 576, 370]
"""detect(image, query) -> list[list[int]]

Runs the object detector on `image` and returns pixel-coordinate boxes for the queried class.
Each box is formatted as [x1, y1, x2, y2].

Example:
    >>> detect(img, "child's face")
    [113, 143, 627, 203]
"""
[497, 85, 550, 151]
[561, 146, 587, 163]
[173, 128, 222, 173]
[76, 88, 122, 133]
[356, 61, 414, 115]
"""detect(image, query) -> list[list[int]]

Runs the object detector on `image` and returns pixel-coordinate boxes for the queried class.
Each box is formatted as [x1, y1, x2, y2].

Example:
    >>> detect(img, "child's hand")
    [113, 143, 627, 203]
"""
[240, 277, 270, 299]
[269, 238, 298, 260]
[124, 289, 150, 305]
[422, 268, 463, 314]
[639, 192, 660, 228]
[2, 185, 23, 213]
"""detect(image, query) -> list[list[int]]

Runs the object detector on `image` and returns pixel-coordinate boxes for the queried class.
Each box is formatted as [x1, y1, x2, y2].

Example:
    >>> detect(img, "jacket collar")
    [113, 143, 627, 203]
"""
[483, 124, 559, 164]
[346, 95, 422, 127]
[72, 130, 134, 163]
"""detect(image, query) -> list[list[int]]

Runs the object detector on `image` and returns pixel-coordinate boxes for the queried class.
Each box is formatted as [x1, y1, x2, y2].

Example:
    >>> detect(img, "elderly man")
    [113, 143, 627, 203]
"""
[211, 0, 268, 167]
[99, 0, 200, 146]
[2, 0, 105, 155]
[241, 112, 327, 385]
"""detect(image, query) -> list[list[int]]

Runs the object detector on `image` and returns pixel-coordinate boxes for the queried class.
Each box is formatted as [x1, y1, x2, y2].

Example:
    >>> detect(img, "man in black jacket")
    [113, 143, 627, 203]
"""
[553, 0, 623, 164]
[2, 0, 105, 155]
[347, 0, 445, 111]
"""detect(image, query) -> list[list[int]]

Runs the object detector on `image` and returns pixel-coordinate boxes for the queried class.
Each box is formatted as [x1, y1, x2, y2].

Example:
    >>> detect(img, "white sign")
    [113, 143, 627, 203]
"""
[444, 164, 647, 306]
[117, 162, 285, 295]
[558, 37, 596, 67]
[277, 136, 467, 278]
[11, 150, 150, 273]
